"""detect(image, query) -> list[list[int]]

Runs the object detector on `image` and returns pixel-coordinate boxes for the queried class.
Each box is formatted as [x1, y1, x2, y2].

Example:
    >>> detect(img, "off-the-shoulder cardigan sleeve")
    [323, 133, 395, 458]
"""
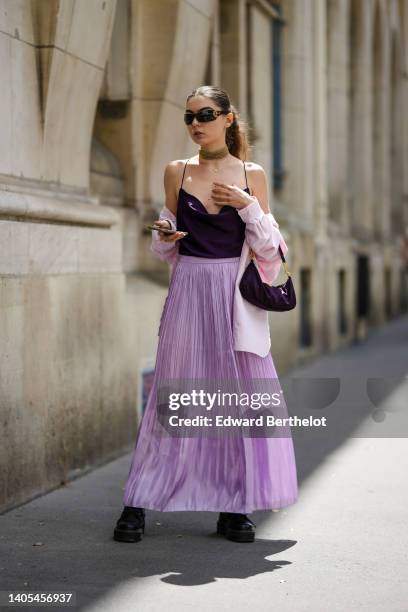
[150, 206, 179, 266]
[237, 196, 288, 285]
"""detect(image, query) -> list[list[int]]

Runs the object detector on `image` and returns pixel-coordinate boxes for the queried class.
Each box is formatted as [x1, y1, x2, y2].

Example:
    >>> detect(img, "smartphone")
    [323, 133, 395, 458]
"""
[145, 224, 188, 236]
[145, 224, 176, 235]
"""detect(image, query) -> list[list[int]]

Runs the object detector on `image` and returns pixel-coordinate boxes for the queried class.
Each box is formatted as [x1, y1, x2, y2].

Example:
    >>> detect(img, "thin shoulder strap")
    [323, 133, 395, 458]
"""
[243, 160, 249, 190]
[180, 158, 190, 191]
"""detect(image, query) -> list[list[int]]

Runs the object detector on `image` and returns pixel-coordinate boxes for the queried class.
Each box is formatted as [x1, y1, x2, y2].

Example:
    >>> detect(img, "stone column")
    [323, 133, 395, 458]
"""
[327, 0, 350, 231]
[0, 0, 138, 512]
[246, 2, 273, 170]
[348, 0, 374, 240]
[312, 0, 330, 352]
[219, 0, 248, 115]
[281, 0, 314, 219]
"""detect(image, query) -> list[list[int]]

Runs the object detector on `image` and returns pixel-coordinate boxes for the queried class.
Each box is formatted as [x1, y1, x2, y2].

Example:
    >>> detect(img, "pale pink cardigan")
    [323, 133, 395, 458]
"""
[150, 196, 289, 357]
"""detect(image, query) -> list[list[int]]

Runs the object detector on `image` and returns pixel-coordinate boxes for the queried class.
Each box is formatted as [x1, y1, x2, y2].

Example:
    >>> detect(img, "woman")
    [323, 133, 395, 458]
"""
[113, 85, 298, 544]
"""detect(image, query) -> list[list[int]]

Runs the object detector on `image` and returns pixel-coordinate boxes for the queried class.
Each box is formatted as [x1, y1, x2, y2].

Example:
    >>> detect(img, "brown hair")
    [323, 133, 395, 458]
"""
[186, 85, 252, 161]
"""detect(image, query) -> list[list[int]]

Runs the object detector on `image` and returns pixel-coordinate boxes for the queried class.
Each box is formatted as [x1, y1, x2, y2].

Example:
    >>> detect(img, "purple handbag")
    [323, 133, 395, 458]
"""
[239, 246, 296, 311]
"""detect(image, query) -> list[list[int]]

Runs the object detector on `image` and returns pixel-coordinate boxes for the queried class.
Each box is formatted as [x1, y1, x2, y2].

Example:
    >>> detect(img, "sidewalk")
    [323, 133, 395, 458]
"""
[1, 315, 408, 611]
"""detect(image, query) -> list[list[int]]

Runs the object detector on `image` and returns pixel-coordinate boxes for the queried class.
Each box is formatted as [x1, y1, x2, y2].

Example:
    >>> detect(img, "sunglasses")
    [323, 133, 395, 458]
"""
[184, 107, 231, 125]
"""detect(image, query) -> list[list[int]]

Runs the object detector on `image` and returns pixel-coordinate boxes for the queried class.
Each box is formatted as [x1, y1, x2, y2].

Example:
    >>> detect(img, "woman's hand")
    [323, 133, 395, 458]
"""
[211, 181, 255, 210]
[154, 220, 187, 242]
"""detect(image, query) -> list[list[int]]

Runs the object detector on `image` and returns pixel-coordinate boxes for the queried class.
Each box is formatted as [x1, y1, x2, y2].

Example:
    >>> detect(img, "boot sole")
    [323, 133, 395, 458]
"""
[216, 521, 255, 543]
[113, 527, 144, 543]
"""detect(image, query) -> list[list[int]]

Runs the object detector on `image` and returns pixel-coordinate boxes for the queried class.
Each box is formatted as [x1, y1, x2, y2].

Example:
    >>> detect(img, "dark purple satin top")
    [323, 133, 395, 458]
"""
[176, 159, 249, 258]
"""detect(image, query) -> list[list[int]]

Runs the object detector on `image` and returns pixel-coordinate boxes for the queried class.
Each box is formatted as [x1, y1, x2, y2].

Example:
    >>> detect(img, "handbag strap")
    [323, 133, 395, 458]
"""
[250, 245, 291, 277]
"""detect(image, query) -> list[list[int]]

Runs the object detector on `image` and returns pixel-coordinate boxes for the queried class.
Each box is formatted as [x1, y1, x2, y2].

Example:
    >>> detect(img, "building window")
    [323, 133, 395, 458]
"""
[356, 255, 370, 318]
[299, 268, 313, 347]
[271, 2, 284, 191]
[338, 269, 348, 335]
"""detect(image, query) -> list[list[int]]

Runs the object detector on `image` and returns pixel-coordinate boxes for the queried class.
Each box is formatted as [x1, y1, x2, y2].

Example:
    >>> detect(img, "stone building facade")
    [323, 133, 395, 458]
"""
[0, 0, 407, 511]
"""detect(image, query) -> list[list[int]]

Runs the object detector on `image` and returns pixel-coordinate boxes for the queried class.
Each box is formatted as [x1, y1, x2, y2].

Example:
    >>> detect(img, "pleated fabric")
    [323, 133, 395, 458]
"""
[123, 254, 298, 513]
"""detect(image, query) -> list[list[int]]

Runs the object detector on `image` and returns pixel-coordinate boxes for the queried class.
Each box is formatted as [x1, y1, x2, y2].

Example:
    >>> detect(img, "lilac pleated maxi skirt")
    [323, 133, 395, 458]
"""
[123, 254, 298, 513]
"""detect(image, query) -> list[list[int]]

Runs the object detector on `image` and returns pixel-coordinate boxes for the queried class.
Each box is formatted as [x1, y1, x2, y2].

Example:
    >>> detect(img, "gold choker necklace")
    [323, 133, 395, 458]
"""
[199, 145, 229, 160]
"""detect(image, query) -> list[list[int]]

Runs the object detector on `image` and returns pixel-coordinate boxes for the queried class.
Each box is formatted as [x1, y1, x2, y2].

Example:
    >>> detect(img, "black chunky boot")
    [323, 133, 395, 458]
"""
[216, 512, 256, 543]
[113, 506, 145, 543]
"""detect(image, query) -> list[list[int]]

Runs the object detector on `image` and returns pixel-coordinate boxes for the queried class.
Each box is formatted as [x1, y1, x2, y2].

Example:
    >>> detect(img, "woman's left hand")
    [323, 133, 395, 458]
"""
[211, 182, 255, 210]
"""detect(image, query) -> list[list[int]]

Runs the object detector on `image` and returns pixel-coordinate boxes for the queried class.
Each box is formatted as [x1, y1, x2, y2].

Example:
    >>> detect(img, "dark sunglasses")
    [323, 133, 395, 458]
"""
[183, 107, 231, 125]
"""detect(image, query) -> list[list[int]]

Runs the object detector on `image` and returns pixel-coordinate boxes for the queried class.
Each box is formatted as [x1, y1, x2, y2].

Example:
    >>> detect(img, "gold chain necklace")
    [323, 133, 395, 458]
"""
[198, 145, 229, 173]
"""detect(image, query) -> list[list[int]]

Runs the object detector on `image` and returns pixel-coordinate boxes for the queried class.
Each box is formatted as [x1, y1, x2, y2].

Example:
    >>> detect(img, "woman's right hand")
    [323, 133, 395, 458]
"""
[154, 220, 187, 242]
